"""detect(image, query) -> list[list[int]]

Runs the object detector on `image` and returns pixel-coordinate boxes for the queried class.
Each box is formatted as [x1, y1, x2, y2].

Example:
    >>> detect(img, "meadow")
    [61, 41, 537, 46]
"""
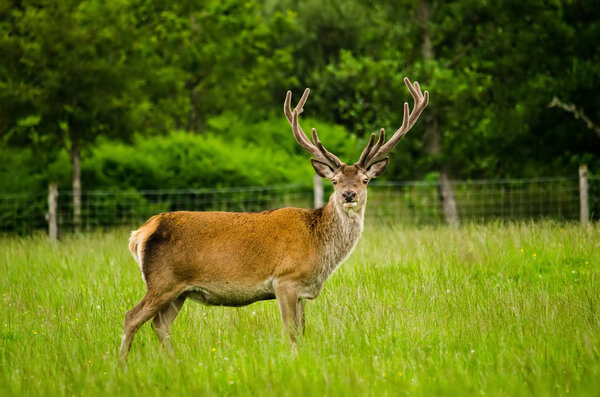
[1, 222, 598, 396]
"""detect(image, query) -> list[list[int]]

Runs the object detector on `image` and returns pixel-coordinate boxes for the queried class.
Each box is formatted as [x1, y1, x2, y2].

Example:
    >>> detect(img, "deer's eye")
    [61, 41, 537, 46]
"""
[363, 178, 369, 184]
[332, 180, 337, 185]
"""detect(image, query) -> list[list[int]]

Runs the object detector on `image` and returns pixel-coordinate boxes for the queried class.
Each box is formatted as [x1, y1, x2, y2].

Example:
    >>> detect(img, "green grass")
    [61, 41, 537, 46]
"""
[1, 222, 599, 396]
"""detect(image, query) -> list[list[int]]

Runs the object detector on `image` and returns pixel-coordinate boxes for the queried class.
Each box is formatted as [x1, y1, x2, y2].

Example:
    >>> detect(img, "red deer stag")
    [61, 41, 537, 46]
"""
[119, 78, 429, 360]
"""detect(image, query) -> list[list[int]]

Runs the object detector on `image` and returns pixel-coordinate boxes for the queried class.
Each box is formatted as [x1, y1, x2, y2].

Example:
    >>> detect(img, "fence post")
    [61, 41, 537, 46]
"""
[579, 165, 589, 225]
[48, 182, 58, 242]
[313, 174, 324, 209]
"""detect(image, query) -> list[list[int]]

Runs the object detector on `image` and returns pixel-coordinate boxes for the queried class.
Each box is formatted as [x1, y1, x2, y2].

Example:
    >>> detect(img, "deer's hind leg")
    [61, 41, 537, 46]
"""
[152, 295, 186, 356]
[119, 288, 181, 362]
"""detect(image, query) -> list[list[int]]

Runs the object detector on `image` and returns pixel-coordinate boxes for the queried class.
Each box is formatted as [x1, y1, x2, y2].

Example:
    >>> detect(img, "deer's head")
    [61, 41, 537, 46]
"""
[284, 78, 429, 214]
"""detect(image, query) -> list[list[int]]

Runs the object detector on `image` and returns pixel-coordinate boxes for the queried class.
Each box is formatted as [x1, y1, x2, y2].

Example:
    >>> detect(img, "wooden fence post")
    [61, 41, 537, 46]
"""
[313, 174, 324, 209]
[579, 165, 589, 225]
[48, 183, 58, 242]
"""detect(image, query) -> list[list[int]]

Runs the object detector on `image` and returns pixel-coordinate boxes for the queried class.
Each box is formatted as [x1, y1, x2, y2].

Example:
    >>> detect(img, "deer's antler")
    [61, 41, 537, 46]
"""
[356, 78, 429, 168]
[284, 89, 344, 168]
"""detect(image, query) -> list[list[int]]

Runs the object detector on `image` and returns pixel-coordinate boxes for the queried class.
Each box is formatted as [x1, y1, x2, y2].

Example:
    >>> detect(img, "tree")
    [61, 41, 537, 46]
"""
[416, 0, 459, 226]
[131, 0, 297, 134]
[0, 0, 147, 230]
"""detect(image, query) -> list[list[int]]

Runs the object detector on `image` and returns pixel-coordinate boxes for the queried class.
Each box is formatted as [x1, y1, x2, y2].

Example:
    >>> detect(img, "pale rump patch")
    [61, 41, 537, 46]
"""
[128, 229, 146, 283]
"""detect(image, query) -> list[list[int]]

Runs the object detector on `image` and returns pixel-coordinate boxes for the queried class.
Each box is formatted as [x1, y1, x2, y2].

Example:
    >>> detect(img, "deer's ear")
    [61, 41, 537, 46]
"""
[311, 159, 335, 179]
[366, 157, 389, 178]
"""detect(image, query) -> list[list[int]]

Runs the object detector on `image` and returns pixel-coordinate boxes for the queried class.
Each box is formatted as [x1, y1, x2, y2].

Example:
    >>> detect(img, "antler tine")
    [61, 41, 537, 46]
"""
[356, 129, 386, 168]
[284, 89, 312, 149]
[365, 77, 429, 165]
[357, 133, 376, 167]
[291, 109, 328, 163]
[368, 128, 386, 162]
[406, 80, 429, 126]
[284, 88, 310, 119]
[285, 88, 344, 168]
[311, 128, 343, 167]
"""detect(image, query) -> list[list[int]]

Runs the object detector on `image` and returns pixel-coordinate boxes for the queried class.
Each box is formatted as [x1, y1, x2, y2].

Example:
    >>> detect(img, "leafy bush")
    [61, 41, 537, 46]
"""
[81, 132, 308, 190]
[37, 116, 359, 191]
[0, 146, 47, 194]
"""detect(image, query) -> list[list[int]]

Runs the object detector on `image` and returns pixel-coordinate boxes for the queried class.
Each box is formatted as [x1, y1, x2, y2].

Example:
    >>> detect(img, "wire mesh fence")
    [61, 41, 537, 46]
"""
[58, 184, 314, 231]
[0, 192, 49, 234]
[367, 177, 586, 224]
[0, 176, 598, 234]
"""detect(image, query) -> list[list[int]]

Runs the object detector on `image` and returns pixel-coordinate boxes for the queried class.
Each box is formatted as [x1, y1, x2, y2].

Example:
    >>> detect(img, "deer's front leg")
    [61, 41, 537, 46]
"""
[275, 280, 302, 343]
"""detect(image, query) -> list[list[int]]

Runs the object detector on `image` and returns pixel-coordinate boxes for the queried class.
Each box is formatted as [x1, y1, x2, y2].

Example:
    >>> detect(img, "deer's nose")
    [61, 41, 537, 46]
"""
[342, 191, 357, 202]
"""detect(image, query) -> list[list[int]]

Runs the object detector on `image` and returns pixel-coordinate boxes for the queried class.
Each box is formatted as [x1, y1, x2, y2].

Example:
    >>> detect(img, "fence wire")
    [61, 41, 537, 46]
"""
[1, 177, 598, 234]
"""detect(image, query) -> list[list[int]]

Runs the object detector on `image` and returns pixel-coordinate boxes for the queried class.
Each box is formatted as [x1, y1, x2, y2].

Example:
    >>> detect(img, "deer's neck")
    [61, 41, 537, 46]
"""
[315, 194, 366, 270]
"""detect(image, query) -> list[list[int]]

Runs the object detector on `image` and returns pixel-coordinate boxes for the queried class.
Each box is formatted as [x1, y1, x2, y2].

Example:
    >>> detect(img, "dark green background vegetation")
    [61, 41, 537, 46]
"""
[1, 0, 599, 195]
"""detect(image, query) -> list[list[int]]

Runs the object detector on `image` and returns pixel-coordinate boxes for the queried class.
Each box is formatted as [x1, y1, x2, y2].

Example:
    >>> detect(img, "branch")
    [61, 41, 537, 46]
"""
[443, 43, 473, 69]
[548, 97, 600, 139]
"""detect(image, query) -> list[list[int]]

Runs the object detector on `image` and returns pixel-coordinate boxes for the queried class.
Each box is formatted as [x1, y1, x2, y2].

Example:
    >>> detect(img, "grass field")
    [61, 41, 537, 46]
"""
[1, 222, 599, 396]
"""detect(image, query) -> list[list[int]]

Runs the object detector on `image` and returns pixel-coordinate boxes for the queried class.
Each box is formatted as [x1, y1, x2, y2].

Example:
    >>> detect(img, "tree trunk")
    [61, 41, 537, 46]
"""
[48, 182, 58, 242]
[188, 85, 198, 132]
[418, 0, 459, 227]
[187, 76, 205, 133]
[439, 164, 459, 226]
[71, 138, 82, 233]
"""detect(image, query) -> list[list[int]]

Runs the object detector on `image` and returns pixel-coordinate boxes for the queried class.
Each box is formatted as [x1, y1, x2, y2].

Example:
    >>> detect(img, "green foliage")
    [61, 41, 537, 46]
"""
[0, 145, 46, 194]
[83, 132, 314, 189]
[24, 116, 356, 191]
[1, 223, 599, 394]
[131, 0, 299, 132]
[1, 0, 600, 194]
[0, 115, 359, 210]
[0, 0, 147, 153]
